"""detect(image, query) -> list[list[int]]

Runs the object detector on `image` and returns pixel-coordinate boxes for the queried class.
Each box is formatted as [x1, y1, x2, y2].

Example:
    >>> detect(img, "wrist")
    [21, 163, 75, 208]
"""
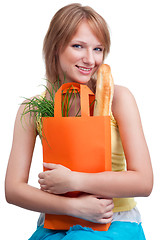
[64, 196, 80, 218]
[70, 171, 82, 192]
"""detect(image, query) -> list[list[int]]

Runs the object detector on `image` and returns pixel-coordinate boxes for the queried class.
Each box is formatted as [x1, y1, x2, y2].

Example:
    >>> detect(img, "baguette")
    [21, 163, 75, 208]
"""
[94, 64, 114, 116]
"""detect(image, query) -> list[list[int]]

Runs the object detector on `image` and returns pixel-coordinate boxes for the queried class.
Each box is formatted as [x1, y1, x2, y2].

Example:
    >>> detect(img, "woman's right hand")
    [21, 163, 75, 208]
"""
[73, 194, 114, 224]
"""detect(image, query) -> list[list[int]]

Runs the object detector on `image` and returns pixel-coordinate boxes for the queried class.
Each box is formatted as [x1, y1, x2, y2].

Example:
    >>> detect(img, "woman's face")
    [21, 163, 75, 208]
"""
[58, 20, 104, 84]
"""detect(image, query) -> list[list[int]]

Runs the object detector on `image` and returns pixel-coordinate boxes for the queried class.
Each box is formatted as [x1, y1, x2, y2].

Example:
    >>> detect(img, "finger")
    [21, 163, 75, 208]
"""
[100, 198, 114, 207]
[38, 172, 45, 179]
[95, 196, 113, 204]
[38, 170, 52, 179]
[38, 179, 45, 185]
[104, 199, 113, 205]
[45, 189, 53, 194]
[43, 162, 58, 170]
[103, 211, 113, 219]
[98, 217, 112, 224]
[40, 184, 48, 190]
[106, 202, 114, 212]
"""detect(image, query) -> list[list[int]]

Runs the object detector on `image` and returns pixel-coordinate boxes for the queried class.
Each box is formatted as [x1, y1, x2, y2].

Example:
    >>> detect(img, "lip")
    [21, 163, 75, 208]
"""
[76, 65, 93, 75]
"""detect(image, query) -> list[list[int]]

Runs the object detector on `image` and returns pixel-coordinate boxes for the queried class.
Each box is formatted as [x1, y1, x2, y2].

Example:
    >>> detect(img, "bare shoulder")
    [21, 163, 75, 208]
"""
[113, 85, 136, 105]
[17, 94, 39, 117]
[112, 85, 140, 125]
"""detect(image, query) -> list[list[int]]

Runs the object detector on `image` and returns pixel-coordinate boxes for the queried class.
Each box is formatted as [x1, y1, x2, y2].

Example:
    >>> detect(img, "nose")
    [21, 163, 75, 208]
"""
[83, 49, 94, 66]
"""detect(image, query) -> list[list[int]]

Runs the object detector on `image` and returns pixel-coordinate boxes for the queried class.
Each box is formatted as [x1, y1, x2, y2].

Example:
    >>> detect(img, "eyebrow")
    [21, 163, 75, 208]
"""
[70, 40, 103, 47]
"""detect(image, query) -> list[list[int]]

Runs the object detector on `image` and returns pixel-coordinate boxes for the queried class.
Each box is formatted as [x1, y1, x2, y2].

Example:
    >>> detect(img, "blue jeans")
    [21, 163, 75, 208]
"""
[28, 222, 146, 240]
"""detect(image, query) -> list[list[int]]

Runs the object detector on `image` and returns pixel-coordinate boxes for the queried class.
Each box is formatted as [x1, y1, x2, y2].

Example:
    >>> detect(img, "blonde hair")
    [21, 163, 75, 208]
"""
[43, 3, 111, 90]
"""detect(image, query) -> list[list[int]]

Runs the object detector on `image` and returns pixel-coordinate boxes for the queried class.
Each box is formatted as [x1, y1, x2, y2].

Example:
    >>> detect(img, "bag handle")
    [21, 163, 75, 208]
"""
[54, 82, 94, 117]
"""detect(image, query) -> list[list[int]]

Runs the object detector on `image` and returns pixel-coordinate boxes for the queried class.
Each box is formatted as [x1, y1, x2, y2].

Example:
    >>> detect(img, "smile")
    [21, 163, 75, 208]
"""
[76, 65, 92, 72]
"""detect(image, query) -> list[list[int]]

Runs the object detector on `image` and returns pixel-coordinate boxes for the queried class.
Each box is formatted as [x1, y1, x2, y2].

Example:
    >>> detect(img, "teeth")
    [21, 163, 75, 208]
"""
[78, 66, 91, 71]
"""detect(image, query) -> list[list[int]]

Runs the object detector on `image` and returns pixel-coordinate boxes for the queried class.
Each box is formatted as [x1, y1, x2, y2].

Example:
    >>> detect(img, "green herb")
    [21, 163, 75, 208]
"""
[21, 79, 81, 138]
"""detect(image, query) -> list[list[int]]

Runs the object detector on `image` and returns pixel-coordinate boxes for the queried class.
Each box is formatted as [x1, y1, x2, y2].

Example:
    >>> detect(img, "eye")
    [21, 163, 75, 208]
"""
[72, 44, 82, 49]
[94, 47, 103, 52]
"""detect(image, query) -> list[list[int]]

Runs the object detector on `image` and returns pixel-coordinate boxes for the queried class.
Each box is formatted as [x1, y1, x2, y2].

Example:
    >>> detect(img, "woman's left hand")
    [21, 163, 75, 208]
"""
[38, 163, 73, 194]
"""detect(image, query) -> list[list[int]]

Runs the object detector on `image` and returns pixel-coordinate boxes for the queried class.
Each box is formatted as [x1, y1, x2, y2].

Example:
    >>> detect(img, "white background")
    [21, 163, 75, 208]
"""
[0, 0, 160, 239]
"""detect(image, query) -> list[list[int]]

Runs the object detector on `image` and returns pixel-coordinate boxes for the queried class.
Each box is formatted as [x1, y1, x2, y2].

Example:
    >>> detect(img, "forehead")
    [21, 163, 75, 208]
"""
[70, 20, 102, 45]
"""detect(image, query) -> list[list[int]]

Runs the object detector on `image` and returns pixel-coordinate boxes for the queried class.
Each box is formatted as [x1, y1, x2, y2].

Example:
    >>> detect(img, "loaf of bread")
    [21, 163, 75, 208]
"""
[94, 64, 114, 116]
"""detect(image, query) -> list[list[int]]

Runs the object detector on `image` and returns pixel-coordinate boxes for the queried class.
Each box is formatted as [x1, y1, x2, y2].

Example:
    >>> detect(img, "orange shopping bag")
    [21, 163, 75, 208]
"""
[42, 82, 112, 231]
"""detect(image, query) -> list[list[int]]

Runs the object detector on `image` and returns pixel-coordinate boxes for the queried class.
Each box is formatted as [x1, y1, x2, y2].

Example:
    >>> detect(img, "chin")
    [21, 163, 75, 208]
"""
[73, 77, 91, 84]
[76, 80, 90, 84]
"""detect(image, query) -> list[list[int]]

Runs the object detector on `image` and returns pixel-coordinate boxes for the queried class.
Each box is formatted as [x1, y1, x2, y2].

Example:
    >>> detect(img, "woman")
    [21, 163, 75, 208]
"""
[5, 3, 153, 239]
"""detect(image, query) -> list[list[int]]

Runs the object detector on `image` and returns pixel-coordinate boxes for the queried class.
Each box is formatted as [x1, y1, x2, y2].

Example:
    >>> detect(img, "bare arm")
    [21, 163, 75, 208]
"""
[5, 101, 113, 224]
[39, 86, 153, 198]
[5, 103, 70, 214]
[73, 86, 153, 198]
